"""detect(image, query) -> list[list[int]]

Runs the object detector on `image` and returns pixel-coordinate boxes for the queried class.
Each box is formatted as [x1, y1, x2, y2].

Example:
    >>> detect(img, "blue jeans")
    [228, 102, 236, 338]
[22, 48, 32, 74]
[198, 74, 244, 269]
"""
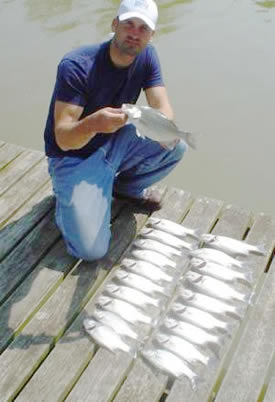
[48, 124, 186, 261]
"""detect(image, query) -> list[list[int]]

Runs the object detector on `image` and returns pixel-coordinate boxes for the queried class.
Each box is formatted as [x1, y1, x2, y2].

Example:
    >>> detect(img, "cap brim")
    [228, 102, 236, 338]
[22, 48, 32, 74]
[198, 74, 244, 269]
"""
[118, 12, 155, 31]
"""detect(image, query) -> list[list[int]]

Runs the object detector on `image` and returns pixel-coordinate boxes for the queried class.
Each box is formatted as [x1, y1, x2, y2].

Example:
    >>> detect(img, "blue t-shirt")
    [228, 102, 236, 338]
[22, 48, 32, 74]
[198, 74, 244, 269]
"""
[44, 40, 164, 157]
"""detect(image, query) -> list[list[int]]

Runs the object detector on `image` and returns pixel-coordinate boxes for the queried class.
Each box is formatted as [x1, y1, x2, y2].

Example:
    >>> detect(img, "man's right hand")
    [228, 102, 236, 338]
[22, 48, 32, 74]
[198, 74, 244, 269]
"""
[89, 107, 128, 134]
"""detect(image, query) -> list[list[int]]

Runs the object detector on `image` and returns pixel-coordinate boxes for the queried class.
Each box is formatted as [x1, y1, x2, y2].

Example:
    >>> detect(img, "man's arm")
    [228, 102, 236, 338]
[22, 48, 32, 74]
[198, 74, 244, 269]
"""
[145, 86, 174, 120]
[54, 101, 127, 151]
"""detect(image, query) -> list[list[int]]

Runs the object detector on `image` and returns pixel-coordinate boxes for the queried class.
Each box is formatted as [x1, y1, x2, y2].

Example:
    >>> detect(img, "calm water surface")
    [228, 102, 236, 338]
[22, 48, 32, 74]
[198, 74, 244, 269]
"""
[0, 0, 274, 215]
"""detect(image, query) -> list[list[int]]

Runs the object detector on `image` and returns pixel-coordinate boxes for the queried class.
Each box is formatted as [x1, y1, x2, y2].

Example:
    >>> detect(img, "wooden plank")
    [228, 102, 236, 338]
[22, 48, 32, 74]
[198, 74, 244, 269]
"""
[0, 210, 60, 305]
[0, 189, 167, 402]
[0, 143, 25, 170]
[0, 157, 50, 227]
[166, 212, 275, 402]
[87, 188, 193, 402]
[113, 358, 167, 402]
[264, 352, 275, 401]
[0, 150, 44, 196]
[66, 349, 133, 402]
[165, 204, 253, 402]
[0, 239, 77, 353]
[215, 257, 275, 402]
[0, 260, 105, 402]
[244, 214, 275, 282]
[112, 195, 224, 402]
[14, 186, 168, 401]
[15, 309, 96, 402]
[210, 203, 251, 238]
[0, 182, 54, 261]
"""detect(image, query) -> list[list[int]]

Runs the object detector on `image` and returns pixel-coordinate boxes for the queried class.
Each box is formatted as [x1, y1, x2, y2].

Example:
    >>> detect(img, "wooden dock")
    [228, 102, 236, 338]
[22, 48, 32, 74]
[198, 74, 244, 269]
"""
[0, 141, 274, 402]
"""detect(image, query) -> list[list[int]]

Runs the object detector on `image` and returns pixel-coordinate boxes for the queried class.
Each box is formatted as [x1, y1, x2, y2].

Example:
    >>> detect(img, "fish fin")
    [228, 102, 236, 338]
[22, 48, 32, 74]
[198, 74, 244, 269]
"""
[239, 271, 254, 287]
[251, 244, 267, 256]
[179, 372, 203, 392]
[208, 342, 222, 359]
[191, 228, 202, 240]
[226, 304, 247, 321]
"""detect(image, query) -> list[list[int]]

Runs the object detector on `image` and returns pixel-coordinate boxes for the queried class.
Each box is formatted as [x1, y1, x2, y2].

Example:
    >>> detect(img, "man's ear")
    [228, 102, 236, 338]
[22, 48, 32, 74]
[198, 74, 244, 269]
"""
[111, 17, 119, 32]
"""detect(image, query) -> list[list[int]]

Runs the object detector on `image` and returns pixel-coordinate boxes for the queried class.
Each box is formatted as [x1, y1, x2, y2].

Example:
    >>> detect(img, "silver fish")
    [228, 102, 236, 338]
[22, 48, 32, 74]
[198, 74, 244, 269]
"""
[147, 217, 200, 239]
[121, 258, 174, 283]
[156, 333, 213, 367]
[130, 248, 177, 269]
[200, 234, 266, 257]
[177, 288, 246, 320]
[190, 258, 253, 286]
[142, 348, 199, 389]
[97, 295, 154, 326]
[122, 103, 198, 150]
[92, 309, 139, 340]
[171, 304, 233, 334]
[189, 248, 244, 268]
[163, 317, 222, 356]
[185, 271, 251, 303]
[140, 227, 195, 251]
[83, 318, 135, 355]
[114, 269, 173, 297]
[133, 238, 182, 258]
[105, 283, 161, 309]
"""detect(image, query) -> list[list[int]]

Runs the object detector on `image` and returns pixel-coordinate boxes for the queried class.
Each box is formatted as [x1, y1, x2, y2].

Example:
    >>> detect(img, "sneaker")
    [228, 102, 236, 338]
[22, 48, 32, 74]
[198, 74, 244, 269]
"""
[113, 188, 162, 212]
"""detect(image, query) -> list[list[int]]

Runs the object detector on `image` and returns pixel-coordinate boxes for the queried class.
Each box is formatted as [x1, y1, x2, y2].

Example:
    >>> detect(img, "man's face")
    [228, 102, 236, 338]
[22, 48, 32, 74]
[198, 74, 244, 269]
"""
[112, 17, 154, 57]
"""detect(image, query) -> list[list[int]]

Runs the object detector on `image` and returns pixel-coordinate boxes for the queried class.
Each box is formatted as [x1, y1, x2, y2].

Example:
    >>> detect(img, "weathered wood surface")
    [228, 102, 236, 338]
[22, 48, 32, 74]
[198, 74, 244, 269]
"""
[0, 142, 274, 402]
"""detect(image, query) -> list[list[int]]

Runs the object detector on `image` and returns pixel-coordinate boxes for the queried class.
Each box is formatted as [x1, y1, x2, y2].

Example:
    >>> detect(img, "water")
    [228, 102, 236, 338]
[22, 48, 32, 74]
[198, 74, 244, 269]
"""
[0, 0, 274, 215]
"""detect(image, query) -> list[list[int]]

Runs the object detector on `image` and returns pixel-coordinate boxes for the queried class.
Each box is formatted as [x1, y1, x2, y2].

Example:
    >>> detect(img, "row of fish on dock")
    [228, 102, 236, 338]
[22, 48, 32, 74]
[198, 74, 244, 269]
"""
[83, 217, 266, 390]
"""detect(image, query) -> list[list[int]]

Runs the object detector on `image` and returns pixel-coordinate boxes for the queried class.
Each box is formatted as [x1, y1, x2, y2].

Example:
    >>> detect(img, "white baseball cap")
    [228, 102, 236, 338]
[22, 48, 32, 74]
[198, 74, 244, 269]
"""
[117, 0, 158, 31]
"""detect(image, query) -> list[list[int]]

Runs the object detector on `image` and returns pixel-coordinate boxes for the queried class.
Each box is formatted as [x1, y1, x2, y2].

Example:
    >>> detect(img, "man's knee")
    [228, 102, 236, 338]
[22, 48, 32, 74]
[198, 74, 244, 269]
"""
[172, 140, 187, 161]
[66, 235, 110, 261]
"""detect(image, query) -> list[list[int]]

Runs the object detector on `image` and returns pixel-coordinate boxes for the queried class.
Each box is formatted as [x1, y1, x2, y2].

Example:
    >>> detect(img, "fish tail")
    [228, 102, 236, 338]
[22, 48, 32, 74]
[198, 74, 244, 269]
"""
[208, 354, 218, 368]
[190, 229, 202, 240]
[179, 131, 199, 150]
[241, 271, 254, 286]
[208, 342, 222, 359]
[127, 344, 138, 358]
[251, 244, 267, 256]
[227, 303, 247, 320]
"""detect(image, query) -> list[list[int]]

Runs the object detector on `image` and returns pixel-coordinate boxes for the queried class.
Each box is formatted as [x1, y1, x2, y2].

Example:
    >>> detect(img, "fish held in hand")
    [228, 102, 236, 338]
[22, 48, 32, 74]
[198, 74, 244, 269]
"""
[200, 234, 266, 257]
[83, 318, 136, 356]
[122, 103, 199, 150]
